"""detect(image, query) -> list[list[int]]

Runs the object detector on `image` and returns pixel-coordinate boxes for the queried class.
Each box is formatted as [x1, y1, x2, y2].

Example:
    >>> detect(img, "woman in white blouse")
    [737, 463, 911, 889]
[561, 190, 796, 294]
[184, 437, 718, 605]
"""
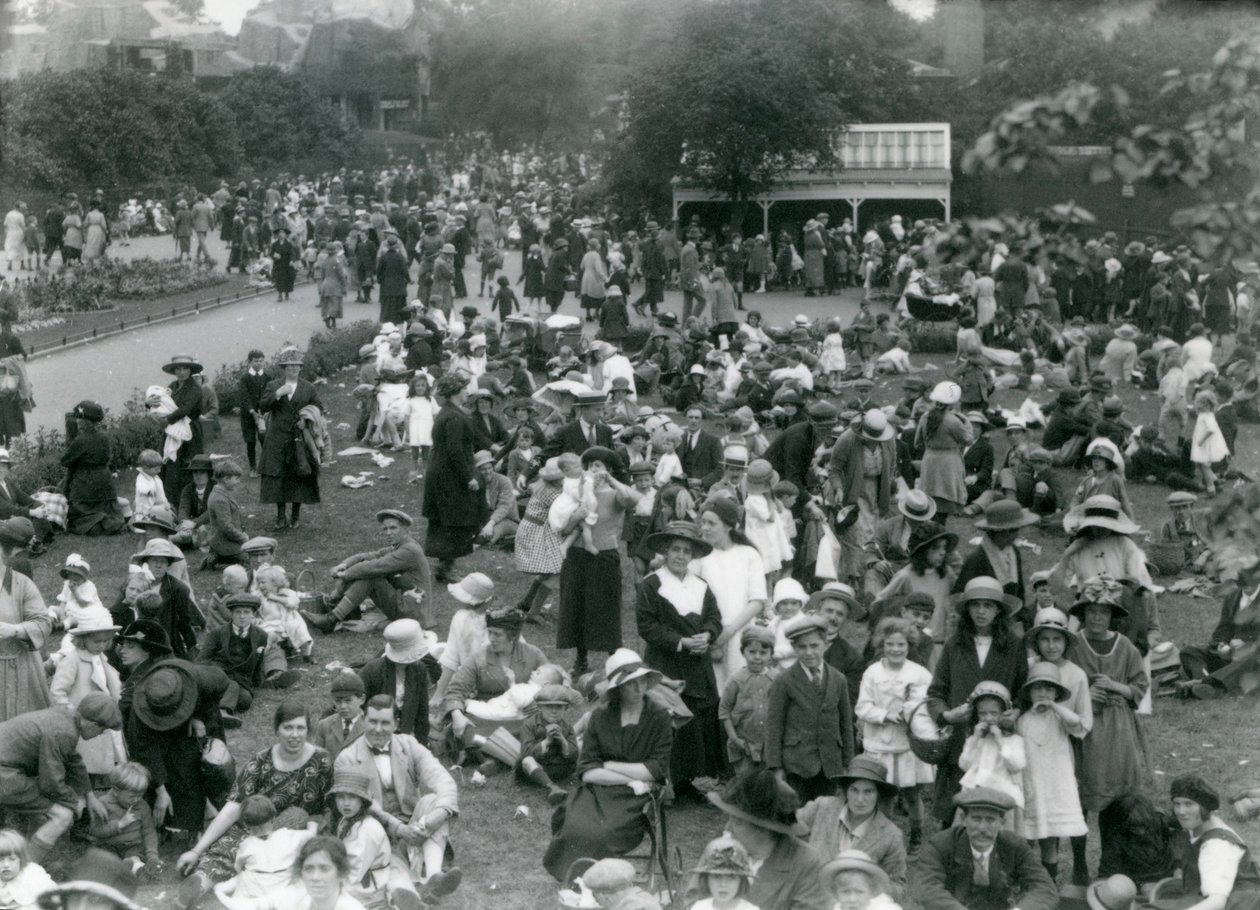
[692, 498, 767, 691]
[1153, 775, 1260, 910]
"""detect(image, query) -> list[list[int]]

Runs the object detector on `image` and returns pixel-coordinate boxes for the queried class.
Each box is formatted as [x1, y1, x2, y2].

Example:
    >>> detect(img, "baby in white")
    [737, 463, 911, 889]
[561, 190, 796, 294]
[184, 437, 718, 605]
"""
[548, 452, 599, 555]
[145, 385, 191, 463]
[464, 664, 568, 724]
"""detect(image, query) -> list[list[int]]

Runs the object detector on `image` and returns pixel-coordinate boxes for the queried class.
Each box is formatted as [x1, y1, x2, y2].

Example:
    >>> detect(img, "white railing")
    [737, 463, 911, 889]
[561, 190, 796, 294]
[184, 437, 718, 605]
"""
[837, 123, 951, 170]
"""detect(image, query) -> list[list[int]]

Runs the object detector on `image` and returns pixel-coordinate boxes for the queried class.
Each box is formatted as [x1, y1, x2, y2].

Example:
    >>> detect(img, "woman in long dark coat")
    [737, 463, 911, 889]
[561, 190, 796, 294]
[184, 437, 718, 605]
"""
[259, 349, 322, 530]
[422, 373, 483, 582]
[61, 400, 124, 535]
[271, 225, 295, 300]
[636, 520, 726, 796]
[159, 355, 204, 506]
[925, 575, 1028, 824]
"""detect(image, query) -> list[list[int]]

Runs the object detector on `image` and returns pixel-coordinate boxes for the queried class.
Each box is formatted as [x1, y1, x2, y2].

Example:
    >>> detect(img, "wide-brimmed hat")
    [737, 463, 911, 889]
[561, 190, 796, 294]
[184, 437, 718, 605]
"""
[898, 489, 937, 522]
[691, 834, 755, 878]
[1029, 607, 1076, 642]
[375, 509, 413, 526]
[1114, 324, 1140, 341]
[132, 538, 184, 564]
[1069, 573, 1129, 619]
[132, 506, 177, 534]
[1086, 437, 1123, 467]
[1088, 875, 1139, 910]
[117, 619, 172, 655]
[60, 553, 91, 580]
[604, 648, 662, 689]
[929, 381, 961, 405]
[707, 771, 808, 837]
[974, 499, 1039, 532]
[1023, 661, 1070, 702]
[952, 576, 1022, 615]
[1064, 494, 1141, 536]
[908, 521, 957, 558]
[645, 520, 712, 557]
[837, 754, 898, 797]
[507, 397, 539, 416]
[69, 606, 121, 636]
[807, 581, 866, 621]
[328, 769, 373, 804]
[1151, 250, 1173, 265]
[820, 850, 891, 898]
[448, 572, 494, 606]
[134, 663, 198, 731]
[858, 409, 894, 442]
[383, 618, 428, 664]
[161, 354, 203, 375]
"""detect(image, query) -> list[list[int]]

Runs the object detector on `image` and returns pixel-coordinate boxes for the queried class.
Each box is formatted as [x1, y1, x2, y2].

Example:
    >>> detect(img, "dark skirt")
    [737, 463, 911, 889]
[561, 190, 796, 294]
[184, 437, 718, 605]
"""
[380, 295, 407, 326]
[0, 395, 24, 443]
[1205, 304, 1233, 335]
[425, 522, 476, 561]
[68, 498, 125, 536]
[543, 783, 650, 882]
[557, 547, 622, 652]
[274, 262, 295, 293]
[672, 695, 726, 786]
[259, 472, 320, 505]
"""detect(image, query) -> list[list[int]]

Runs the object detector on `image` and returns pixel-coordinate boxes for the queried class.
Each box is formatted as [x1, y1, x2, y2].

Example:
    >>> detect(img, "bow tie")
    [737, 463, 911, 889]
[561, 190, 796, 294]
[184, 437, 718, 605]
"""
[370, 744, 390, 756]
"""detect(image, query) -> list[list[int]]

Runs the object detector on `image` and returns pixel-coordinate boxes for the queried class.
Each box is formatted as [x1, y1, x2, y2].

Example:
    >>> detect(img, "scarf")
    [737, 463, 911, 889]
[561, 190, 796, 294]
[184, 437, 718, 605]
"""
[980, 535, 1019, 590]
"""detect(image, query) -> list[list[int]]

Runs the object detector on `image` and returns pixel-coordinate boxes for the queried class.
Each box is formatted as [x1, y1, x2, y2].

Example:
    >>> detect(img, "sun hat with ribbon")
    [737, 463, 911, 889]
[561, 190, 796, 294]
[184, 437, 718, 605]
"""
[69, 606, 120, 636]
[691, 834, 755, 878]
[1069, 573, 1129, 620]
[897, 489, 937, 522]
[60, 553, 91, 580]
[645, 520, 712, 557]
[858, 409, 894, 442]
[604, 648, 662, 690]
[1063, 494, 1141, 537]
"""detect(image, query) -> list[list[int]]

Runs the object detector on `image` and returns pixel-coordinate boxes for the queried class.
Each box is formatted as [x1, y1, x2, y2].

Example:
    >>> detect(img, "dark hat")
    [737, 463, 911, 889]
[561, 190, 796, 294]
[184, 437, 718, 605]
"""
[657, 312, 679, 327]
[708, 769, 807, 837]
[117, 620, 172, 655]
[974, 499, 1039, 532]
[580, 446, 621, 470]
[331, 670, 366, 696]
[645, 520, 712, 557]
[189, 453, 213, 473]
[954, 786, 1016, 814]
[77, 692, 123, 729]
[908, 521, 957, 557]
[837, 754, 898, 797]
[0, 518, 33, 548]
[628, 461, 654, 476]
[131, 506, 177, 534]
[1057, 388, 1082, 406]
[134, 664, 199, 731]
[1170, 774, 1220, 813]
[73, 400, 105, 422]
[484, 608, 527, 632]
[1090, 375, 1114, 393]
[224, 593, 262, 613]
[161, 354, 203, 376]
[375, 509, 413, 527]
[807, 401, 838, 423]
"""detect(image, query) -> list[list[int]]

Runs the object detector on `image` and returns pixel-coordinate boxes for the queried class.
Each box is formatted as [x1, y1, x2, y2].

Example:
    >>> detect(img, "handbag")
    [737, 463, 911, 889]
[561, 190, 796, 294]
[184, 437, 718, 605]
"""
[564, 276, 578, 293]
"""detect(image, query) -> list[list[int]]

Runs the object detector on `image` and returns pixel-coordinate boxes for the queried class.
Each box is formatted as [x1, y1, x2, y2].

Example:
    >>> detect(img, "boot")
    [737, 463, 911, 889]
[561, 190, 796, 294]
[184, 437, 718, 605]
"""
[302, 609, 341, 633]
[1043, 861, 1059, 882]
[424, 868, 461, 899]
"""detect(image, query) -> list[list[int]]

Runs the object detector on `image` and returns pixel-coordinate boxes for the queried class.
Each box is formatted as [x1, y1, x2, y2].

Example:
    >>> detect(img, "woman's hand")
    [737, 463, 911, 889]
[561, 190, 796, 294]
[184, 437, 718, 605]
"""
[191, 719, 206, 739]
[941, 704, 972, 724]
[154, 787, 173, 827]
[176, 851, 201, 876]
[450, 711, 470, 740]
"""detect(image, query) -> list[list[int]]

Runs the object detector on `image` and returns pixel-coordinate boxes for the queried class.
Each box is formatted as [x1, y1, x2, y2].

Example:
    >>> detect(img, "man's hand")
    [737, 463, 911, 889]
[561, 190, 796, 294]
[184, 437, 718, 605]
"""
[154, 787, 173, 827]
[397, 824, 427, 846]
[86, 791, 110, 825]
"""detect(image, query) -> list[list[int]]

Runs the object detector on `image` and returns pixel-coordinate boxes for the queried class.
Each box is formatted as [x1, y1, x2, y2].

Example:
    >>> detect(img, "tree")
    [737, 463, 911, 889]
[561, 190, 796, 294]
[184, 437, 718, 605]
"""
[607, 0, 917, 225]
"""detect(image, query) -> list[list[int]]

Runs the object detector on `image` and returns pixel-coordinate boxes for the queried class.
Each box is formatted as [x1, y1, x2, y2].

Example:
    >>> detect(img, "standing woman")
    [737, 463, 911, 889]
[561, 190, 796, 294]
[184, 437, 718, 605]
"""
[271, 225, 296, 302]
[915, 381, 972, 522]
[259, 350, 322, 531]
[61, 400, 125, 535]
[925, 575, 1028, 825]
[315, 242, 347, 330]
[636, 520, 726, 796]
[81, 200, 109, 261]
[423, 373, 483, 583]
[159, 354, 204, 507]
[802, 220, 825, 297]
[579, 238, 608, 323]
[543, 238, 571, 315]
[0, 537, 52, 722]
[61, 203, 83, 265]
[553, 447, 639, 676]
[513, 457, 567, 619]
[692, 497, 768, 692]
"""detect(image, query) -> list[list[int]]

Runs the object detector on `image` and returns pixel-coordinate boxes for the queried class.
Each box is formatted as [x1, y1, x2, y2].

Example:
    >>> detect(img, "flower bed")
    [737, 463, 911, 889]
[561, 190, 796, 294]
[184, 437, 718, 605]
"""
[0, 258, 228, 321]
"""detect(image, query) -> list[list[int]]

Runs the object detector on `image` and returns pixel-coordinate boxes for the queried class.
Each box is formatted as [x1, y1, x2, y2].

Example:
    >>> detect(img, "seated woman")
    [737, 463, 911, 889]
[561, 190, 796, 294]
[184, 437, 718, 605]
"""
[175, 701, 334, 902]
[542, 648, 672, 883]
[1150, 776, 1260, 910]
[797, 756, 908, 900]
[255, 835, 366, 910]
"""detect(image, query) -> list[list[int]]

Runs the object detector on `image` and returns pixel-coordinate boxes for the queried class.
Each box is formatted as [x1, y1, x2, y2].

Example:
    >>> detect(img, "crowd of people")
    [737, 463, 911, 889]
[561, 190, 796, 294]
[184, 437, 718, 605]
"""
[0, 152, 1256, 910]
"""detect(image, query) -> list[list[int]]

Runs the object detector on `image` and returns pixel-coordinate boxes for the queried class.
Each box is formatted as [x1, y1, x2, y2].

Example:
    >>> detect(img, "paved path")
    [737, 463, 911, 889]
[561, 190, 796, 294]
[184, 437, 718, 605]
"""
[25, 244, 875, 432]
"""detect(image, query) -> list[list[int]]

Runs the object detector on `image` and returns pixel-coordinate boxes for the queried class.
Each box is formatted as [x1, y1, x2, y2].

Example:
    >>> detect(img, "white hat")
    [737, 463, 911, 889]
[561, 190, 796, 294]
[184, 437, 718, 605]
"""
[468, 334, 487, 349]
[929, 381, 962, 405]
[604, 648, 661, 689]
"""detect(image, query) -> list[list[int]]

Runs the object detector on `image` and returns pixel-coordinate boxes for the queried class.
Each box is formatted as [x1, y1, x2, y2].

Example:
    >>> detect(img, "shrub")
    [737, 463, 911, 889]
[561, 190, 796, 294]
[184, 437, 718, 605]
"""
[74, 257, 227, 301]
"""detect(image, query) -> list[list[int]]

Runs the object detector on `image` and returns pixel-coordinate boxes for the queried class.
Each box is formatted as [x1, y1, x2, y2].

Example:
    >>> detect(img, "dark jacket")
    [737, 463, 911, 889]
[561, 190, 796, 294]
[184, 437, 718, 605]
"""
[0, 477, 37, 520]
[544, 420, 615, 461]
[239, 369, 269, 419]
[636, 570, 723, 705]
[359, 656, 429, 743]
[258, 379, 322, 478]
[422, 407, 483, 530]
[198, 624, 267, 693]
[915, 827, 1058, 910]
[964, 437, 995, 492]
[376, 247, 411, 297]
[205, 484, 247, 557]
[745, 836, 830, 910]
[680, 429, 723, 480]
[765, 662, 855, 779]
[177, 480, 214, 526]
[766, 421, 823, 504]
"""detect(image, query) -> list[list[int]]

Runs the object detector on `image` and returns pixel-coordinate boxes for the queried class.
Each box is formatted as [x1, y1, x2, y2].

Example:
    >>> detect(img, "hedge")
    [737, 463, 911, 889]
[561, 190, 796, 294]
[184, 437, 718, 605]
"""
[8, 320, 379, 493]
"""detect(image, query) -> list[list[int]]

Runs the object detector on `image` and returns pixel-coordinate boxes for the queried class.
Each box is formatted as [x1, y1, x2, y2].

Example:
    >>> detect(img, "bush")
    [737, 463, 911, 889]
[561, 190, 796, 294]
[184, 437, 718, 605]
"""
[213, 321, 378, 414]
[75, 257, 227, 301]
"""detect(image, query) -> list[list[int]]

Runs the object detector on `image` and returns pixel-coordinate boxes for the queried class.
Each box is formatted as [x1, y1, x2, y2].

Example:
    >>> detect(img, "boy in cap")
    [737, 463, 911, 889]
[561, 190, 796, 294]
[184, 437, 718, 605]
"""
[1158, 492, 1207, 573]
[580, 858, 662, 910]
[312, 672, 366, 759]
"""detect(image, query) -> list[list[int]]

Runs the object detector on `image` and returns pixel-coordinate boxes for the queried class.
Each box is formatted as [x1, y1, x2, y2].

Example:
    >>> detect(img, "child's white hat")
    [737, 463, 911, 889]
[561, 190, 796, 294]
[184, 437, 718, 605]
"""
[772, 577, 807, 607]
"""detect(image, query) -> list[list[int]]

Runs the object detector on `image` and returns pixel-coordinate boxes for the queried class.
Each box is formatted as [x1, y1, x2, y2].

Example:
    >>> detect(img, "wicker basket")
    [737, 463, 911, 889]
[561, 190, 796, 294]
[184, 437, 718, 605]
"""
[293, 568, 326, 611]
[1146, 542, 1186, 578]
[907, 701, 953, 765]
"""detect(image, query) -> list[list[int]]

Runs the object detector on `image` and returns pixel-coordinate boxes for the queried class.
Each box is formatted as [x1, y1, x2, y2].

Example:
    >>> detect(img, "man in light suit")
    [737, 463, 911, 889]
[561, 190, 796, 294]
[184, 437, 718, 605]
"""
[304, 509, 432, 631]
[915, 787, 1057, 910]
[335, 696, 461, 898]
[764, 614, 855, 803]
[680, 406, 722, 480]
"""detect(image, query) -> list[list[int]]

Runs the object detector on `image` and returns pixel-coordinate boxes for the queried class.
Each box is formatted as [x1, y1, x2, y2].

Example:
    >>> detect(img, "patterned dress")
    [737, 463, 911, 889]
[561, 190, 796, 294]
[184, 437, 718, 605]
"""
[199, 745, 334, 880]
[514, 482, 565, 575]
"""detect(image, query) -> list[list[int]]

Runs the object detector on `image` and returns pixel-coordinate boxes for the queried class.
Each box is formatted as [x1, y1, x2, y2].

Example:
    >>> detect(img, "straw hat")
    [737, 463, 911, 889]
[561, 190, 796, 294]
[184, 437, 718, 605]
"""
[951, 576, 1022, 615]
[1022, 661, 1070, 702]
[1029, 607, 1076, 642]
[973, 500, 1039, 532]
[604, 648, 662, 689]
[537, 457, 564, 483]
[897, 489, 937, 522]
[929, 381, 961, 405]
[161, 354, 203, 375]
[382, 619, 428, 664]
[858, 409, 894, 442]
[645, 520, 712, 557]
[806, 581, 865, 621]
[1063, 495, 1141, 536]
[131, 506, 177, 534]
[820, 850, 891, 898]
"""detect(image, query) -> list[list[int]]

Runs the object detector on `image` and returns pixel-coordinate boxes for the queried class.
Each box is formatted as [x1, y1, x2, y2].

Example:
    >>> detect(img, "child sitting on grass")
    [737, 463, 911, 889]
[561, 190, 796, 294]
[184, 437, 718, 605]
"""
[51, 553, 103, 652]
[330, 770, 416, 909]
[515, 683, 582, 806]
[204, 795, 317, 910]
[255, 565, 312, 664]
[0, 830, 54, 910]
[132, 449, 169, 529]
[87, 762, 160, 879]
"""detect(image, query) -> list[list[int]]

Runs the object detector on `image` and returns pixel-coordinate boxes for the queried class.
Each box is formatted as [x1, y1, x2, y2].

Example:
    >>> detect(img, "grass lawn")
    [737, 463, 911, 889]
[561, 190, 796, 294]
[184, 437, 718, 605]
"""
[30, 352, 1260, 909]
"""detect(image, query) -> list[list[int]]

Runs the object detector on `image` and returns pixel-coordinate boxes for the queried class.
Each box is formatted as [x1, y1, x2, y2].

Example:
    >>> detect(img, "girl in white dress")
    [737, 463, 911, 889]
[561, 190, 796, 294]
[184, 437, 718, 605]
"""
[1190, 388, 1229, 495]
[406, 372, 437, 480]
[855, 617, 934, 844]
[694, 499, 767, 691]
[818, 318, 847, 385]
[742, 460, 792, 586]
[0, 830, 54, 910]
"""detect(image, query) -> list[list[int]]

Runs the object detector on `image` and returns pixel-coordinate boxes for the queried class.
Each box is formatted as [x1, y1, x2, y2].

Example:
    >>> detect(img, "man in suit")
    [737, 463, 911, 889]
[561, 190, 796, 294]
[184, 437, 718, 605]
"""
[197, 593, 268, 726]
[680, 406, 723, 480]
[0, 447, 53, 553]
[304, 510, 432, 631]
[764, 614, 855, 802]
[963, 411, 995, 504]
[335, 696, 461, 897]
[312, 670, 366, 759]
[544, 392, 614, 461]
[359, 619, 434, 743]
[633, 221, 667, 317]
[767, 401, 838, 509]
[915, 787, 1057, 910]
[238, 350, 269, 477]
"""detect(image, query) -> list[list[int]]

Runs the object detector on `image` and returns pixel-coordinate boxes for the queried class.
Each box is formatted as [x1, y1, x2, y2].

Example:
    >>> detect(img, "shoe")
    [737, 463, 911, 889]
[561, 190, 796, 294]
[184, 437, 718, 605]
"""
[288, 520, 300, 530]
[273, 519, 289, 531]
[221, 712, 242, 730]
[249, 470, 259, 478]
[424, 868, 461, 898]
[1191, 681, 1225, 700]
[388, 887, 426, 910]
[266, 668, 304, 689]
[302, 610, 339, 633]
[547, 786, 568, 807]
[178, 871, 210, 909]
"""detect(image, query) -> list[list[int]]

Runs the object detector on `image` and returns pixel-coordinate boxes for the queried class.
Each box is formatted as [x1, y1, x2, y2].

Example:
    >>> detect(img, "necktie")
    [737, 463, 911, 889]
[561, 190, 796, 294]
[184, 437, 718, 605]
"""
[973, 853, 990, 887]
[588, 424, 597, 447]
[344, 719, 353, 737]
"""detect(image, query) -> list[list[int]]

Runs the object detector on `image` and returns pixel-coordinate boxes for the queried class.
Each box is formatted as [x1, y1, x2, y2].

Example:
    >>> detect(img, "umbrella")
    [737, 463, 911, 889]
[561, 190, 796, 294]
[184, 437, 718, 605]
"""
[533, 378, 593, 412]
